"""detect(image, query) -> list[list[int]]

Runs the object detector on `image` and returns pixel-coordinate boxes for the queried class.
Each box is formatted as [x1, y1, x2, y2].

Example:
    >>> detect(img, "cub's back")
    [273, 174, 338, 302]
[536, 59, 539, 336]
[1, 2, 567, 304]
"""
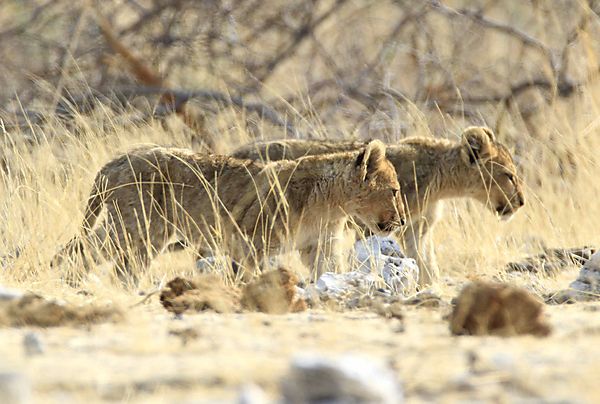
[99, 146, 266, 186]
[233, 139, 364, 161]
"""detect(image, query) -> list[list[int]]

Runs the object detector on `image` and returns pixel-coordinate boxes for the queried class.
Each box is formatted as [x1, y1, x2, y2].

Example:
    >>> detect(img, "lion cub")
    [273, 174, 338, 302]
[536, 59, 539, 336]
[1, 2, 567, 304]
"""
[54, 140, 405, 283]
[233, 127, 525, 286]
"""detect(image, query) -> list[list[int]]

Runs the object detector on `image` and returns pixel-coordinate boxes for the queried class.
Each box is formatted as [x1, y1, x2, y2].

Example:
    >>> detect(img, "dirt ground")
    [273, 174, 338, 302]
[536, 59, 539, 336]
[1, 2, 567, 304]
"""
[1, 273, 599, 403]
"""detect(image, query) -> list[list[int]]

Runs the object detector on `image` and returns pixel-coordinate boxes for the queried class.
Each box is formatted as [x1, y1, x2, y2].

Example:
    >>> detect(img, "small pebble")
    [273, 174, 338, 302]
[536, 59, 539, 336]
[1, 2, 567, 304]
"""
[23, 332, 44, 356]
[237, 383, 267, 404]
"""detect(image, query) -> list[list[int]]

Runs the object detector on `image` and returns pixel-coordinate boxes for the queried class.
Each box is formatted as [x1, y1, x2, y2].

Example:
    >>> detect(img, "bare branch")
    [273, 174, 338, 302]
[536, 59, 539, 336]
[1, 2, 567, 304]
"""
[250, 0, 349, 89]
[97, 14, 206, 134]
[428, 0, 557, 70]
[0, 0, 59, 39]
[113, 85, 302, 137]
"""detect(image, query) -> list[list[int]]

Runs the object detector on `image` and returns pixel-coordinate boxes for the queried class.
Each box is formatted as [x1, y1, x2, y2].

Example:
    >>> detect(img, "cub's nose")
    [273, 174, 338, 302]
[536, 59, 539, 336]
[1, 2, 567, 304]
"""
[513, 193, 525, 208]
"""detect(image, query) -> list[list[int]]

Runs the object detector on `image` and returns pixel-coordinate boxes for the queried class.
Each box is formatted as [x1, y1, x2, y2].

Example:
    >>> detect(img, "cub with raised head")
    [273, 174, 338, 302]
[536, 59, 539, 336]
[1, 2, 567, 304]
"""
[54, 140, 405, 284]
[233, 127, 525, 286]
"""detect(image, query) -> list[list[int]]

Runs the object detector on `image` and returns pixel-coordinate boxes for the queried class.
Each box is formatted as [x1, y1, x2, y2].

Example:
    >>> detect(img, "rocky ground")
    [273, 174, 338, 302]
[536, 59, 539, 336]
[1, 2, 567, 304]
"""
[1, 296, 599, 403]
[1, 241, 599, 403]
[0, 284, 599, 402]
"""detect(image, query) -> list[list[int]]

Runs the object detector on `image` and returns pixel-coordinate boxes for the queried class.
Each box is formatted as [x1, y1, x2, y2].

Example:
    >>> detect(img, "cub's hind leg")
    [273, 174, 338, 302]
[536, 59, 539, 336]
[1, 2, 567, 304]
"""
[101, 204, 174, 287]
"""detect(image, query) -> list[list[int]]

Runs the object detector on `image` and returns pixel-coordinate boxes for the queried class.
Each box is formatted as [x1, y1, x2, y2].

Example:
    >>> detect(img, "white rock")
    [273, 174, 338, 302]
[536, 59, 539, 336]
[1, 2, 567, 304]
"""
[315, 271, 379, 298]
[550, 250, 600, 302]
[354, 235, 400, 262]
[379, 258, 419, 295]
[575, 267, 600, 288]
[23, 332, 44, 356]
[355, 236, 405, 263]
[237, 383, 267, 404]
[582, 250, 600, 271]
[567, 251, 600, 299]
[281, 354, 403, 404]
[354, 236, 419, 295]
[0, 286, 23, 301]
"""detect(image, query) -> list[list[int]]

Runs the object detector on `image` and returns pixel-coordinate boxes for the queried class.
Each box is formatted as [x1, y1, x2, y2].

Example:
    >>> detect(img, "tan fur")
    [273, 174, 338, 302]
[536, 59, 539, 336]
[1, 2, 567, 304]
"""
[234, 139, 365, 161]
[54, 141, 405, 284]
[233, 127, 525, 286]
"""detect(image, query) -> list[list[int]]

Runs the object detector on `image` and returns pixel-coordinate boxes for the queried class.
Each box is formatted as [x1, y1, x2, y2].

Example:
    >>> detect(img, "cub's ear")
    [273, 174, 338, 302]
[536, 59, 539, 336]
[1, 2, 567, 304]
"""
[461, 126, 497, 164]
[356, 139, 387, 181]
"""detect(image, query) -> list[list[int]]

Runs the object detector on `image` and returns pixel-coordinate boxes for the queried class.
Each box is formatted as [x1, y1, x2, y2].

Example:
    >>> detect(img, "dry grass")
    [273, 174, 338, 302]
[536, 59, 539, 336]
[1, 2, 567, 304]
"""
[1, 94, 598, 401]
[3, 98, 599, 292]
[1, 0, 600, 401]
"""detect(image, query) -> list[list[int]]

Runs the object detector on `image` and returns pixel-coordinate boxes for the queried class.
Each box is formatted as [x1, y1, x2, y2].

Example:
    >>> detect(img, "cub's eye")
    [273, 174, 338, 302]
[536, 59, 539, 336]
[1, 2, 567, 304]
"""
[391, 189, 400, 197]
[505, 173, 515, 183]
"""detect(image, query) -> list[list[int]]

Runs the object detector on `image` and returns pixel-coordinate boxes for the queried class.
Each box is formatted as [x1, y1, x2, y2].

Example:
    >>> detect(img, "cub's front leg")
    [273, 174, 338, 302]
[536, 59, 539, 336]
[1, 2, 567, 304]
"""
[299, 219, 348, 280]
[402, 202, 443, 287]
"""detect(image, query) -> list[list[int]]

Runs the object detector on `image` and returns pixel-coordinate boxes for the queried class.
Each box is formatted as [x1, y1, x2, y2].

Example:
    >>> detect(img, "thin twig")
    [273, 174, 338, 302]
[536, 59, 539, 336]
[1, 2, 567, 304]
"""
[113, 85, 302, 137]
[428, 0, 557, 71]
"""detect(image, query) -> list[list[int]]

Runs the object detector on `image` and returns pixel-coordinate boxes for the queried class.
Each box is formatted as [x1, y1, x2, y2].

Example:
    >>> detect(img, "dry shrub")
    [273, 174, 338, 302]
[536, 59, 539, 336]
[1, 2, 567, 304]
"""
[506, 247, 596, 276]
[0, 294, 123, 327]
[241, 268, 307, 314]
[159, 275, 241, 315]
[449, 282, 551, 337]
